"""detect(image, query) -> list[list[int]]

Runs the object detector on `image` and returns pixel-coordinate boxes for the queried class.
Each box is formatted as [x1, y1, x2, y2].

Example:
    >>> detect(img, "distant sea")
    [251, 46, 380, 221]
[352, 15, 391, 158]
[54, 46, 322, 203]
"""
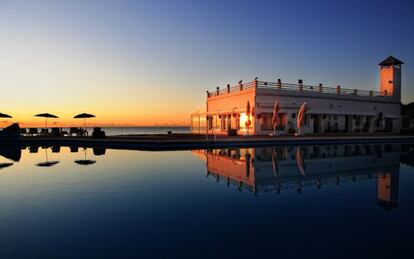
[64, 126, 191, 136]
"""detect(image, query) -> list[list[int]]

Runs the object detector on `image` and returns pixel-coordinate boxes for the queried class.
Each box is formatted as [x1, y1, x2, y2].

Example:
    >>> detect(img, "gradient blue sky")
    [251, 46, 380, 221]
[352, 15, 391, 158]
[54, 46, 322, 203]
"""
[0, 0, 413, 126]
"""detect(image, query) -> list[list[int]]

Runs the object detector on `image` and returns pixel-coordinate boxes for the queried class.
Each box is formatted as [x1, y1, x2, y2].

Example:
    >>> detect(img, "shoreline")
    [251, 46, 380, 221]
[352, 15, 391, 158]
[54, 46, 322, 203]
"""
[6, 134, 414, 151]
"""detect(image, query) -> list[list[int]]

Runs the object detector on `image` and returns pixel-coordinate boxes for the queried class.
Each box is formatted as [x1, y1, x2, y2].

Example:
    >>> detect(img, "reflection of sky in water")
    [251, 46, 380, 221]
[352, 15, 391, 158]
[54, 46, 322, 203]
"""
[0, 144, 413, 257]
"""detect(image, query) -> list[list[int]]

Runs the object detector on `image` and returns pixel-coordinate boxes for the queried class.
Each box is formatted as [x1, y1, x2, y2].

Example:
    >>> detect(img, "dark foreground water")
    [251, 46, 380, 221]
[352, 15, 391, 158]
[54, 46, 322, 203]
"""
[0, 143, 413, 258]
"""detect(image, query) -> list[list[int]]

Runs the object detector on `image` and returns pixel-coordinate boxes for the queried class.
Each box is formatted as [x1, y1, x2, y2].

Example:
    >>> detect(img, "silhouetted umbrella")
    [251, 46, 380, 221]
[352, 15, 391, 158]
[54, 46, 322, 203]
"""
[0, 163, 13, 170]
[74, 148, 96, 166]
[35, 113, 59, 128]
[36, 148, 59, 167]
[74, 113, 95, 129]
[0, 113, 12, 118]
[0, 113, 12, 128]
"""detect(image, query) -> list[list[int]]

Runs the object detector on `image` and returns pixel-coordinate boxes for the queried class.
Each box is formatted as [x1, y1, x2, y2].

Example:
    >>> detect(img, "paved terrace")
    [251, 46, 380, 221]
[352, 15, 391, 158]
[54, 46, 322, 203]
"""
[11, 134, 414, 151]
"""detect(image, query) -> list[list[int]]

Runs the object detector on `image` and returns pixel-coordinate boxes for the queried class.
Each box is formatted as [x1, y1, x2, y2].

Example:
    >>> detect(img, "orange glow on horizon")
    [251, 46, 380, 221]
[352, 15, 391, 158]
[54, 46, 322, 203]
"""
[0, 112, 190, 128]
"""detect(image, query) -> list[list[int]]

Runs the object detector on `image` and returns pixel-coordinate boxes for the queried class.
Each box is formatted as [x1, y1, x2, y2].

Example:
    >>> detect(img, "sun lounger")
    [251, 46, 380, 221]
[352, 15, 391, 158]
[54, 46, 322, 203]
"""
[40, 129, 49, 136]
[51, 127, 63, 137]
[69, 127, 87, 136]
[28, 128, 39, 136]
[92, 127, 105, 139]
[20, 128, 27, 135]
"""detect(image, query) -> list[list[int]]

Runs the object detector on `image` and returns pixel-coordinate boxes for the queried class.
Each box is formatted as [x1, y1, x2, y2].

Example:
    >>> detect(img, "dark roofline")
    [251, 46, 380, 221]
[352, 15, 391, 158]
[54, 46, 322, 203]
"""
[379, 56, 404, 66]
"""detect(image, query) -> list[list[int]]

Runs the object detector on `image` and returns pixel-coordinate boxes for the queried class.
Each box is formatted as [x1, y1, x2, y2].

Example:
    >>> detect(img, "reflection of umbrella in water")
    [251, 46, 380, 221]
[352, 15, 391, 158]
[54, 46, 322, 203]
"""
[36, 148, 60, 167]
[37, 161, 59, 167]
[34, 113, 59, 128]
[74, 148, 96, 166]
[296, 147, 306, 177]
[0, 163, 13, 170]
[271, 147, 280, 178]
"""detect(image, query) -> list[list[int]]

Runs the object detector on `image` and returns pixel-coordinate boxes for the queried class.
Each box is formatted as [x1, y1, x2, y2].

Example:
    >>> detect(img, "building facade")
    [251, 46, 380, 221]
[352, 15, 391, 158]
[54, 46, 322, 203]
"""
[191, 56, 403, 135]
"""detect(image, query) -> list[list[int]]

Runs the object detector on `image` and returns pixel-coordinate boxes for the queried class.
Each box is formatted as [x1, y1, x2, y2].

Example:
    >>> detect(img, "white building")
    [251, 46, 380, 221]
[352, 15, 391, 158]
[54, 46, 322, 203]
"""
[191, 56, 403, 135]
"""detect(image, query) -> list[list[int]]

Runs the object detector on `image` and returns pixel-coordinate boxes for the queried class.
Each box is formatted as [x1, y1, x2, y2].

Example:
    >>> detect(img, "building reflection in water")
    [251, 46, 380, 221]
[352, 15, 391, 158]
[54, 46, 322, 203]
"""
[193, 144, 413, 212]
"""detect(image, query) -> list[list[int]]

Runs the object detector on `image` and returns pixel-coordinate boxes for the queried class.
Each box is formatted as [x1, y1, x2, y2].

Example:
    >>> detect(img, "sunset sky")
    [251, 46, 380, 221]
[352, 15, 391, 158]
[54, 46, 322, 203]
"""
[1, 0, 413, 127]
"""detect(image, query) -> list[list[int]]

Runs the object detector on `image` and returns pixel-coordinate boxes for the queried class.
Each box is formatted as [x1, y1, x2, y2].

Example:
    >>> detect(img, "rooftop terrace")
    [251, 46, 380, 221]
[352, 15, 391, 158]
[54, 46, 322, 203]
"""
[207, 80, 393, 100]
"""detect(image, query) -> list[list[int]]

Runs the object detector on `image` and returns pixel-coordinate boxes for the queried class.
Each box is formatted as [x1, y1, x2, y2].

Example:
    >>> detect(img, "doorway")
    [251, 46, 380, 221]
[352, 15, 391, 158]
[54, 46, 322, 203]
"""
[312, 114, 320, 133]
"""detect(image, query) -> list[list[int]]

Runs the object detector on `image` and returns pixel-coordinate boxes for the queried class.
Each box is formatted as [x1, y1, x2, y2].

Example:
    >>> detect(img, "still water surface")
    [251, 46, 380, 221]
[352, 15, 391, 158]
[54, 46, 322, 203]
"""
[0, 143, 413, 258]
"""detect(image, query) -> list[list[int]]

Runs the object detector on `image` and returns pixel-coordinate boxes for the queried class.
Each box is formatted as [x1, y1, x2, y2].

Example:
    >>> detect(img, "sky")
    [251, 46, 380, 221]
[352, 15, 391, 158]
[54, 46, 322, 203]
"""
[1, 0, 413, 127]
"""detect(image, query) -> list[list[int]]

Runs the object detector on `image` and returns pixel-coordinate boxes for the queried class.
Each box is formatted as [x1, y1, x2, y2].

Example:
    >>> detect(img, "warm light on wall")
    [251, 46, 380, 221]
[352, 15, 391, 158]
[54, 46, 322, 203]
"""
[239, 113, 247, 127]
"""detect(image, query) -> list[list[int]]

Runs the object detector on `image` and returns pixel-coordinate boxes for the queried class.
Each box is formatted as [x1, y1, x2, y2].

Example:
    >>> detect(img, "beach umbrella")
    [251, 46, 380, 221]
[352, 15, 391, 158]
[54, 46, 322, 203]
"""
[296, 147, 306, 177]
[74, 113, 95, 129]
[296, 102, 307, 135]
[271, 100, 280, 135]
[34, 113, 59, 128]
[0, 113, 12, 118]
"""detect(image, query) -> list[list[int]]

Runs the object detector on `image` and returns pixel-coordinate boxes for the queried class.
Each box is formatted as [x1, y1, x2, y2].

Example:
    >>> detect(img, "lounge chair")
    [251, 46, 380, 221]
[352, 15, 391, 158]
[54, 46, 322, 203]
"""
[28, 128, 39, 136]
[92, 127, 105, 139]
[69, 127, 87, 136]
[69, 127, 77, 136]
[20, 128, 27, 136]
[61, 128, 68, 136]
[51, 127, 62, 137]
[40, 128, 49, 136]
